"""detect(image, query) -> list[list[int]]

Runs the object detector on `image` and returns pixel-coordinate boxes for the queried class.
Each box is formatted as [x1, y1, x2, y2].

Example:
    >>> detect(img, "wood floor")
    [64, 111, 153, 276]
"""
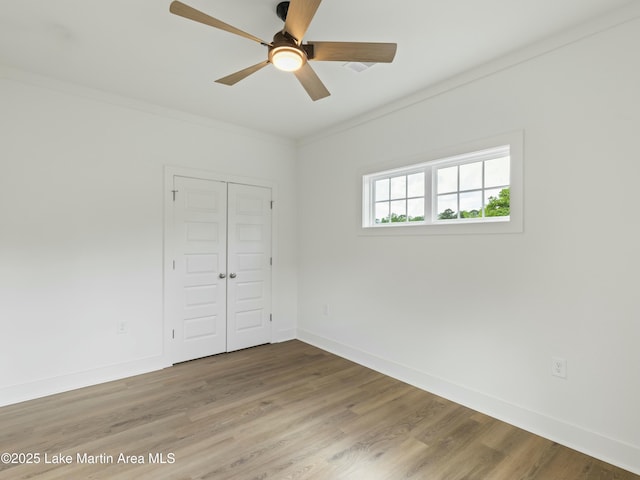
[1, 341, 637, 480]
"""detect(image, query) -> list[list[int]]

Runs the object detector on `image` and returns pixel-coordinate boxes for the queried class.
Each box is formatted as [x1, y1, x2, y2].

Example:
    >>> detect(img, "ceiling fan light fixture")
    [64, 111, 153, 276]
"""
[270, 46, 305, 72]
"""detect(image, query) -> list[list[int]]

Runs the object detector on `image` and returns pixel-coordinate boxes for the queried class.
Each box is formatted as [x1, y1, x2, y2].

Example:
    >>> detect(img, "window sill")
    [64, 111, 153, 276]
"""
[359, 216, 521, 236]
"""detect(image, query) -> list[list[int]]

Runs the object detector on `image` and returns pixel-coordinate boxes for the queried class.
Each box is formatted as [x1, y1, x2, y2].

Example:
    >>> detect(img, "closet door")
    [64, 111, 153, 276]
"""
[226, 183, 272, 352]
[170, 176, 228, 363]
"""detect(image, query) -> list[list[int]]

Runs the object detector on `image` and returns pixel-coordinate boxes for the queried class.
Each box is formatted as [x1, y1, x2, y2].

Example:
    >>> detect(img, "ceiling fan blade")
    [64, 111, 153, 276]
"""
[215, 60, 270, 86]
[293, 62, 330, 101]
[170, 1, 268, 45]
[308, 42, 397, 63]
[284, 0, 322, 44]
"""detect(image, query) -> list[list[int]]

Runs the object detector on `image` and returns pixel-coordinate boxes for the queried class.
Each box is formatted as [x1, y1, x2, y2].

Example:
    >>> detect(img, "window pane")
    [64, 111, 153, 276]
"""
[437, 166, 457, 194]
[375, 202, 390, 223]
[390, 176, 407, 200]
[460, 191, 483, 218]
[390, 200, 407, 222]
[437, 194, 458, 220]
[485, 187, 510, 217]
[407, 198, 424, 222]
[459, 161, 482, 191]
[407, 172, 425, 197]
[375, 178, 390, 201]
[485, 156, 510, 188]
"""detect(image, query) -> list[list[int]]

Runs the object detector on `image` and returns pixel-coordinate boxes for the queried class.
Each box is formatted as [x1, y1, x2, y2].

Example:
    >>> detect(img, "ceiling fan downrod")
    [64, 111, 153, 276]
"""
[276, 2, 290, 22]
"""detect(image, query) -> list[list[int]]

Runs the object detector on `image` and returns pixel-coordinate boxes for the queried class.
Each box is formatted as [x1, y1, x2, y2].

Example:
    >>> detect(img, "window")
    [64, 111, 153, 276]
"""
[374, 171, 425, 224]
[434, 149, 510, 222]
[362, 137, 522, 234]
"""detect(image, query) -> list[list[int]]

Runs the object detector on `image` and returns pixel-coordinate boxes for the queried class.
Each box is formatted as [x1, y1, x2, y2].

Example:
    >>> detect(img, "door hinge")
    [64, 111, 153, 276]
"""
[172, 260, 175, 270]
[172, 329, 175, 339]
[270, 314, 272, 322]
[270, 257, 272, 266]
[171, 189, 178, 202]
[270, 200, 274, 209]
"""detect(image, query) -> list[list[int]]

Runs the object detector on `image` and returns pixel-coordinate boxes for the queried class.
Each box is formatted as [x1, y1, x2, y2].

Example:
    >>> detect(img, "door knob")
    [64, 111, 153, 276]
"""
[229, 273, 237, 279]
[219, 273, 226, 279]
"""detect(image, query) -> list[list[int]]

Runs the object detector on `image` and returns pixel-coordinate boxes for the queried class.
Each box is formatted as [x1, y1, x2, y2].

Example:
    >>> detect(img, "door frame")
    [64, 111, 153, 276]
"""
[163, 165, 277, 364]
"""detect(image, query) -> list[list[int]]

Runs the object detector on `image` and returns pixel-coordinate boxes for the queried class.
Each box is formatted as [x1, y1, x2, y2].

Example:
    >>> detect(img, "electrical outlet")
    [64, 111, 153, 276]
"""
[117, 321, 129, 335]
[552, 357, 567, 379]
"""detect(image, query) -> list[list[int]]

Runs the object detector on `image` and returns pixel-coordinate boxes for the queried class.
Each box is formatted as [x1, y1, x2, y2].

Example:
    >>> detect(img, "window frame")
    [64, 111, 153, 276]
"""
[431, 145, 511, 224]
[360, 131, 523, 236]
[368, 167, 427, 225]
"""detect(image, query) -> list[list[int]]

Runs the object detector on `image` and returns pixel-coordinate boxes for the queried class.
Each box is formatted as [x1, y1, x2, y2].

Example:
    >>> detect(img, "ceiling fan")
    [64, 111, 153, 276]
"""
[169, 0, 397, 101]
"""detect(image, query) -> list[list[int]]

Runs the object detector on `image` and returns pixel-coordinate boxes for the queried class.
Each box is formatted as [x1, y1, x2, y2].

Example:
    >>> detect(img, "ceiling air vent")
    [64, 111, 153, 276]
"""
[343, 62, 375, 73]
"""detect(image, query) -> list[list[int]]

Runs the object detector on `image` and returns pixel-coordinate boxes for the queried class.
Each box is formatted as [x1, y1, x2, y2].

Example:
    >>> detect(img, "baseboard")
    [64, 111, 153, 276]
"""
[297, 329, 640, 475]
[274, 328, 296, 343]
[0, 332, 297, 408]
[0, 356, 169, 408]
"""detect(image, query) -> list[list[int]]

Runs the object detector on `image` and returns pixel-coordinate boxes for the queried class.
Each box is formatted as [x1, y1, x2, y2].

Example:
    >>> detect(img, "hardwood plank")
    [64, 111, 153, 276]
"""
[0, 340, 637, 480]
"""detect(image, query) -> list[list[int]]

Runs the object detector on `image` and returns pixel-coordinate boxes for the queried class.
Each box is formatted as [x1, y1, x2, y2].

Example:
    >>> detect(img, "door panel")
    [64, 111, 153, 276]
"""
[226, 183, 272, 352]
[171, 176, 227, 363]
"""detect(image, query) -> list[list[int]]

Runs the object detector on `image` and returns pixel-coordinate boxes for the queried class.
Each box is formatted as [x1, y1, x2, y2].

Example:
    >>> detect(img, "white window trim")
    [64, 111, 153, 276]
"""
[359, 131, 524, 236]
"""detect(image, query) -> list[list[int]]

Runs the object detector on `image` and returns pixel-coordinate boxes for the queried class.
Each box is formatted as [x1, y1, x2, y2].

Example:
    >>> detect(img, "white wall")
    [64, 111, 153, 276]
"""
[0, 69, 298, 406]
[2, 8, 639, 475]
[296, 15, 640, 474]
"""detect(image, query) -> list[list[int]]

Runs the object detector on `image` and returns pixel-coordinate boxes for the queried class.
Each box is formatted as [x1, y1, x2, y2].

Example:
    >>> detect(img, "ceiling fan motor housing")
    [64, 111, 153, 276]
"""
[268, 31, 311, 71]
[269, 31, 314, 59]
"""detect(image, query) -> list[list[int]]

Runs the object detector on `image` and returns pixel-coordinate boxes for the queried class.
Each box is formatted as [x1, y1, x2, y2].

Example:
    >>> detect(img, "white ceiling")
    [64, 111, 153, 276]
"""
[0, 0, 635, 139]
